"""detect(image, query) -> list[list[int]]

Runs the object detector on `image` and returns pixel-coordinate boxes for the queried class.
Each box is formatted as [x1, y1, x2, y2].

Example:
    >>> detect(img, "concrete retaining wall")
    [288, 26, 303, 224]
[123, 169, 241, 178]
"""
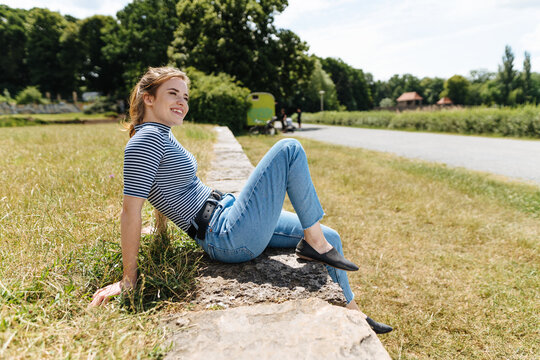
[0, 102, 81, 115]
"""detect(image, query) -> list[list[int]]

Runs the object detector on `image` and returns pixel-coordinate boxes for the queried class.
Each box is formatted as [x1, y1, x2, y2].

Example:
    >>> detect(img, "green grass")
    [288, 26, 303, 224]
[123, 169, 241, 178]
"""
[0, 113, 118, 127]
[238, 135, 539, 360]
[2, 122, 538, 358]
[389, 160, 540, 216]
[304, 106, 540, 139]
[0, 112, 116, 121]
[0, 123, 215, 359]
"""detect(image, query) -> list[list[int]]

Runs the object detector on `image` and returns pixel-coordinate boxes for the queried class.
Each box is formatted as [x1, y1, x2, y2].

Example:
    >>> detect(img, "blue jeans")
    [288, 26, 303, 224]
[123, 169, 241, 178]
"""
[195, 138, 354, 303]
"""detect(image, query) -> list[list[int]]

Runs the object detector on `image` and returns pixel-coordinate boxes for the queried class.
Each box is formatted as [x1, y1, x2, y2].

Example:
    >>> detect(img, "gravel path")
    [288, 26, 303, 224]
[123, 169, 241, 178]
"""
[288, 123, 540, 186]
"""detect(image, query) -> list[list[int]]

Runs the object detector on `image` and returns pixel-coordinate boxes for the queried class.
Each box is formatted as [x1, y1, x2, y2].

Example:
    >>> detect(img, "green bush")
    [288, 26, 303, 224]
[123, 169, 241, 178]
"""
[83, 96, 118, 114]
[0, 89, 14, 104]
[104, 111, 119, 118]
[379, 98, 394, 108]
[186, 67, 251, 134]
[303, 106, 540, 138]
[0, 116, 46, 127]
[15, 86, 47, 105]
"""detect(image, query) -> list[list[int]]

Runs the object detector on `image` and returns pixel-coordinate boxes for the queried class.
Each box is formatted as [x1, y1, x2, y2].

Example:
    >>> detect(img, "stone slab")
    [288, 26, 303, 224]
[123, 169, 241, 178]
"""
[164, 298, 391, 360]
[191, 248, 347, 309]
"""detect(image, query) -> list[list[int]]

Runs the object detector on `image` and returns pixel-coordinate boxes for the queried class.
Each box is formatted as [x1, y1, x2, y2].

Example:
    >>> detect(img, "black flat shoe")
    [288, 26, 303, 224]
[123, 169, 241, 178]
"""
[295, 239, 359, 271]
[366, 316, 393, 334]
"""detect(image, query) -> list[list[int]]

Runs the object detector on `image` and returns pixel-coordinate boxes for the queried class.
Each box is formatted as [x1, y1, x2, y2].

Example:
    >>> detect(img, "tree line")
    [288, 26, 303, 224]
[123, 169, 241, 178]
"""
[371, 46, 539, 108]
[1, 1, 539, 114]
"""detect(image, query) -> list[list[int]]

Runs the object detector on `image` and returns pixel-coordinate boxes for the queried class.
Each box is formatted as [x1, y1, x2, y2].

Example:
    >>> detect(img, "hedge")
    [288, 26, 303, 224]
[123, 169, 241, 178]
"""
[186, 68, 250, 134]
[303, 106, 540, 138]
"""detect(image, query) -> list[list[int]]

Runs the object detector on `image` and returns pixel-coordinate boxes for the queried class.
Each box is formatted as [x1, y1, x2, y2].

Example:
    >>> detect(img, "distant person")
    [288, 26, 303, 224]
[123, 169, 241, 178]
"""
[89, 66, 392, 334]
[278, 108, 287, 130]
[296, 108, 302, 128]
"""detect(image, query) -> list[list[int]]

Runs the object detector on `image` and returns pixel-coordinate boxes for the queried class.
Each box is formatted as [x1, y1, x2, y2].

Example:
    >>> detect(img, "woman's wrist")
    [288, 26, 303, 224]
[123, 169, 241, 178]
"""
[121, 274, 137, 289]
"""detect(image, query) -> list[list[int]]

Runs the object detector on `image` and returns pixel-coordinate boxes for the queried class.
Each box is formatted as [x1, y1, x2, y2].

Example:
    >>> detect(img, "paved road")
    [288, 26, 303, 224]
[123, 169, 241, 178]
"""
[288, 123, 540, 186]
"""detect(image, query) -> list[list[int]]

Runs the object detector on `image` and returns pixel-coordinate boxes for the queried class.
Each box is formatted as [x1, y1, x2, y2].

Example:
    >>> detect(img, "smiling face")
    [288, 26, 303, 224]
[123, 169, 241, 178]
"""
[143, 77, 189, 127]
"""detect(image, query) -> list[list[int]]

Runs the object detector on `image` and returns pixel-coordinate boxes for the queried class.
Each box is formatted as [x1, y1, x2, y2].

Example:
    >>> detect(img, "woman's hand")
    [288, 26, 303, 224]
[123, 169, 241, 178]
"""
[89, 279, 134, 307]
[90, 196, 144, 307]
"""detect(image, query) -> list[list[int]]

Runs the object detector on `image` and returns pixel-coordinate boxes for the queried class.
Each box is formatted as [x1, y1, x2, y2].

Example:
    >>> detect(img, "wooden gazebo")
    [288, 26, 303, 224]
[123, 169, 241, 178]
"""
[396, 92, 423, 108]
[436, 97, 453, 106]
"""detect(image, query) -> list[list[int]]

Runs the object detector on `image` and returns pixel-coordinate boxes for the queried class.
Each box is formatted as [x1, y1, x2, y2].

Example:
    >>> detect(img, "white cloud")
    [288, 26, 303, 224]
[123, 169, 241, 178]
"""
[521, 23, 540, 53]
[0, 0, 131, 18]
[274, 0, 357, 28]
[520, 23, 540, 70]
[275, 0, 540, 79]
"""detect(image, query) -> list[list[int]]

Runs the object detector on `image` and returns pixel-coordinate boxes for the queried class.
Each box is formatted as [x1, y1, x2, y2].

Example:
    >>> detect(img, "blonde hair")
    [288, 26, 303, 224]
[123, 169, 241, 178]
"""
[125, 66, 190, 137]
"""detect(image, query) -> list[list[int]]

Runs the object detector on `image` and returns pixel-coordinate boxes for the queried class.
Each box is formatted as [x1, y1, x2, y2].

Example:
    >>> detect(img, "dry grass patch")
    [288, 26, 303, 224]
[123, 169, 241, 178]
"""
[0, 123, 215, 359]
[238, 135, 539, 360]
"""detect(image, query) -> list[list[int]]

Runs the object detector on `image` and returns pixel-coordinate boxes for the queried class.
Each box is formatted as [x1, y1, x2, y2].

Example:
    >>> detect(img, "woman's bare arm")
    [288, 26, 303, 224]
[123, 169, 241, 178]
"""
[90, 195, 145, 307]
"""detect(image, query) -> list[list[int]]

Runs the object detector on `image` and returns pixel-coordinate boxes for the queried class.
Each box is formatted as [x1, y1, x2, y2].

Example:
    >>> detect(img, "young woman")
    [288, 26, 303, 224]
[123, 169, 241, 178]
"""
[90, 67, 392, 334]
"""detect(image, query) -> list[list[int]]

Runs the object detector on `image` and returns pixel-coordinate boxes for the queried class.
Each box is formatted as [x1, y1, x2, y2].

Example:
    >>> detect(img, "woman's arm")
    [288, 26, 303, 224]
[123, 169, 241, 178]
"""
[120, 195, 145, 285]
[90, 195, 145, 307]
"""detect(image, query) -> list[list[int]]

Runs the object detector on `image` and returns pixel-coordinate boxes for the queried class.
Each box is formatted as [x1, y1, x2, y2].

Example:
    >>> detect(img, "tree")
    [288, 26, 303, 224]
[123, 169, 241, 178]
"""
[57, 21, 85, 99]
[103, 0, 180, 97]
[507, 88, 524, 106]
[466, 69, 497, 105]
[441, 75, 469, 105]
[300, 59, 340, 112]
[26, 8, 75, 98]
[497, 45, 518, 105]
[530, 72, 540, 104]
[0, 6, 29, 94]
[368, 77, 392, 108]
[169, 0, 313, 105]
[419, 77, 445, 105]
[384, 74, 423, 101]
[522, 52, 532, 103]
[78, 15, 122, 95]
[469, 69, 495, 84]
[467, 82, 492, 105]
[319, 57, 372, 110]
[268, 29, 313, 106]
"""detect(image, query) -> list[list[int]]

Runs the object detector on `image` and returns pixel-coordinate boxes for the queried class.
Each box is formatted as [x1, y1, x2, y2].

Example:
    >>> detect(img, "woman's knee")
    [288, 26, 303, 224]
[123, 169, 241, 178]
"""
[278, 138, 307, 164]
[276, 137, 301, 147]
[275, 138, 304, 154]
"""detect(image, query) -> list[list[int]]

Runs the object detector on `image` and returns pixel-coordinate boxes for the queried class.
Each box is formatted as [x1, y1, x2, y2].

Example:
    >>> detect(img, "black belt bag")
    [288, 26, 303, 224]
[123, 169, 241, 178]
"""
[187, 190, 224, 240]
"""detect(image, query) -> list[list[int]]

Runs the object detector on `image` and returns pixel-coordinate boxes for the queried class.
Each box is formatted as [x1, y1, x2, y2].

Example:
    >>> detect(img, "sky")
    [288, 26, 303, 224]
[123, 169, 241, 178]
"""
[2, 0, 540, 80]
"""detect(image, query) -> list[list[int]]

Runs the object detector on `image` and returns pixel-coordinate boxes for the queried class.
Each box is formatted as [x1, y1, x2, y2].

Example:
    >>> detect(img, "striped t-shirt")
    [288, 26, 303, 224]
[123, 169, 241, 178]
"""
[123, 122, 212, 231]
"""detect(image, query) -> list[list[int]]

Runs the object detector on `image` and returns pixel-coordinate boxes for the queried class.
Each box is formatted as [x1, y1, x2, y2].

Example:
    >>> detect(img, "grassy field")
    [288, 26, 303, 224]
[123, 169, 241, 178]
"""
[303, 106, 540, 139]
[0, 123, 215, 359]
[2, 123, 538, 359]
[237, 135, 539, 359]
[0, 113, 115, 120]
[0, 113, 118, 127]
